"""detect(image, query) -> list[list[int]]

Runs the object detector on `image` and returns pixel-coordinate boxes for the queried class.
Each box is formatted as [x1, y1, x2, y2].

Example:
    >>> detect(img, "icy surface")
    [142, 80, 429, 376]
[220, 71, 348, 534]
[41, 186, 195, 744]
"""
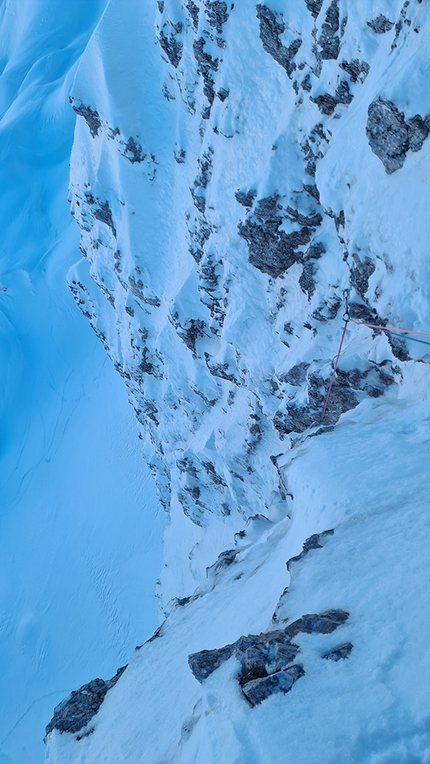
[0, 3, 164, 763]
[33, 0, 430, 761]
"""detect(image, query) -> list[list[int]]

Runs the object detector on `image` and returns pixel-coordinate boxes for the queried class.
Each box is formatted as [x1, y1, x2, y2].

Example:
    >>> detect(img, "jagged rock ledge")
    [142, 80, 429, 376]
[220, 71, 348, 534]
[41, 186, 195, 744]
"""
[189, 609, 349, 705]
[44, 666, 126, 741]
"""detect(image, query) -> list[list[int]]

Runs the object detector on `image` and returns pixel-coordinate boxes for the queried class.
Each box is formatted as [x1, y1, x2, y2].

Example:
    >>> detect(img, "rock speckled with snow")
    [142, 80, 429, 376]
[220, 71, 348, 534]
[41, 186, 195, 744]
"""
[43, 0, 430, 761]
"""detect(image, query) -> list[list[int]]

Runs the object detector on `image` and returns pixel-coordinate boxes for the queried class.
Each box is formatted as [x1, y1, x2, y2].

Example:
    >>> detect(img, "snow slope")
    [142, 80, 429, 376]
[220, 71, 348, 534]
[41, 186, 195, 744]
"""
[44, 0, 430, 762]
[0, 3, 164, 763]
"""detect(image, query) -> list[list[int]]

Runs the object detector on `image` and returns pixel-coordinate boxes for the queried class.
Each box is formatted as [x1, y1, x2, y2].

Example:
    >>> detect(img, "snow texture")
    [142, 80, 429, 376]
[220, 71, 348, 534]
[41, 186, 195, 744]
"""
[27, 0, 430, 761]
[0, 3, 164, 763]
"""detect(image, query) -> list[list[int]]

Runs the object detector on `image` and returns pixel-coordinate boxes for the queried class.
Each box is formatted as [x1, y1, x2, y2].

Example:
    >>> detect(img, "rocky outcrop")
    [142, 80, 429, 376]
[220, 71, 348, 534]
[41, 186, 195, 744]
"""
[238, 194, 322, 278]
[157, 6, 183, 68]
[304, 0, 324, 20]
[318, 0, 340, 60]
[189, 609, 349, 704]
[65, 0, 420, 610]
[45, 666, 126, 740]
[366, 98, 430, 173]
[70, 101, 101, 137]
[286, 530, 335, 572]
[204, 1, 229, 35]
[323, 642, 353, 661]
[256, 5, 302, 78]
[242, 665, 304, 706]
[367, 16, 394, 34]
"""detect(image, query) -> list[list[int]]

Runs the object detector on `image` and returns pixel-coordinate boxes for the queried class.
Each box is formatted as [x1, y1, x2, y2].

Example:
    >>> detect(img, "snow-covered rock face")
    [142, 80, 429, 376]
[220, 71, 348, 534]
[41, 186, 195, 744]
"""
[45, 3, 430, 759]
[66, 0, 430, 608]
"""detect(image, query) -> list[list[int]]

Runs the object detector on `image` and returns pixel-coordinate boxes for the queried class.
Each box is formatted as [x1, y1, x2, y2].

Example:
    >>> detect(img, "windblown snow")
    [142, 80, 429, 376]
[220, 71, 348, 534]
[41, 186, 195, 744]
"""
[2, 0, 430, 762]
[0, 3, 164, 763]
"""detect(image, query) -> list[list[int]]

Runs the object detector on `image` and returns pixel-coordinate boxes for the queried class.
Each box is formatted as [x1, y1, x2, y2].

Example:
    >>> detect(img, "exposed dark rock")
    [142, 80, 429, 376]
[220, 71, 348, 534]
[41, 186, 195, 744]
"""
[286, 530, 334, 571]
[128, 276, 161, 307]
[72, 102, 102, 138]
[318, 0, 340, 60]
[272, 642, 301, 671]
[159, 29, 183, 68]
[194, 149, 213, 190]
[284, 609, 349, 639]
[367, 15, 394, 34]
[312, 80, 353, 115]
[189, 609, 348, 684]
[323, 642, 353, 661]
[205, 1, 229, 34]
[304, 0, 323, 19]
[274, 362, 364, 435]
[303, 183, 320, 202]
[202, 460, 227, 486]
[256, 5, 302, 77]
[313, 297, 341, 322]
[189, 217, 212, 262]
[217, 87, 230, 101]
[281, 362, 310, 387]
[285, 206, 322, 228]
[299, 261, 317, 299]
[305, 241, 325, 259]
[339, 59, 370, 84]
[273, 405, 315, 436]
[191, 188, 206, 213]
[406, 114, 430, 152]
[193, 37, 219, 112]
[311, 372, 359, 423]
[302, 73, 312, 92]
[123, 137, 145, 163]
[391, 20, 403, 50]
[387, 333, 410, 362]
[238, 663, 268, 686]
[239, 195, 319, 278]
[178, 492, 205, 526]
[366, 98, 430, 174]
[242, 665, 304, 706]
[350, 254, 375, 298]
[348, 302, 380, 323]
[189, 644, 236, 682]
[235, 189, 257, 207]
[204, 353, 240, 383]
[93, 200, 117, 237]
[366, 98, 408, 173]
[45, 667, 126, 739]
[206, 549, 237, 577]
[171, 315, 207, 355]
[246, 409, 264, 453]
[177, 456, 199, 478]
[186, 0, 199, 29]
[174, 147, 186, 163]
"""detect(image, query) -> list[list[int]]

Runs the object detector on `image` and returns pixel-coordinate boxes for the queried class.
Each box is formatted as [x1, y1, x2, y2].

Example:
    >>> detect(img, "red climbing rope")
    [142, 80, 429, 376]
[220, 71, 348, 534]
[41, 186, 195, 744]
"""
[321, 316, 430, 421]
[349, 319, 430, 338]
[321, 318, 349, 421]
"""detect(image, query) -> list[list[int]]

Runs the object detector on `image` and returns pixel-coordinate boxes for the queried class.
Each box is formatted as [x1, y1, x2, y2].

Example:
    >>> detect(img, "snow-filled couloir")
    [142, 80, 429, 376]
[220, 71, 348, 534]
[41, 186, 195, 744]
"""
[45, 1, 430, 762]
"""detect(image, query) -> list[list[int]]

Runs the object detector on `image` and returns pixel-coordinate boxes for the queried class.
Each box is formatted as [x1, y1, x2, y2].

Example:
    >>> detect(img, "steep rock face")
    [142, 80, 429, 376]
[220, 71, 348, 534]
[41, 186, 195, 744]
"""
[188, 607, 349, 704]
[65, 0, 430, 619]
[45, 667, 126, 740]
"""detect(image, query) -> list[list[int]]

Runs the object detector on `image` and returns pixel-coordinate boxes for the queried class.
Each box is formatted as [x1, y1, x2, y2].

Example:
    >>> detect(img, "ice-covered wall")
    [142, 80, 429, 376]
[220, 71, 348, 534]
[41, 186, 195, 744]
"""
[66, 0, 430, 607]
[43, 1, 430, 762]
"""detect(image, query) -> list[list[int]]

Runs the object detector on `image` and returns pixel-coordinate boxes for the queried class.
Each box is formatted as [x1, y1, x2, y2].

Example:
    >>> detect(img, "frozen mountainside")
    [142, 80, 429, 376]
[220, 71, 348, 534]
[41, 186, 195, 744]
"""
[45, 0, 430, 762]
[0, 2, 164, 763]
[66, 0, 430, 606]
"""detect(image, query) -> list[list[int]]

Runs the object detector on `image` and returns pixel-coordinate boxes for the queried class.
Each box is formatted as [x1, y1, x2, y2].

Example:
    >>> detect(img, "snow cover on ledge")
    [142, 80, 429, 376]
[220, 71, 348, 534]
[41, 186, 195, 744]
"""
[46, 0, 430, 762]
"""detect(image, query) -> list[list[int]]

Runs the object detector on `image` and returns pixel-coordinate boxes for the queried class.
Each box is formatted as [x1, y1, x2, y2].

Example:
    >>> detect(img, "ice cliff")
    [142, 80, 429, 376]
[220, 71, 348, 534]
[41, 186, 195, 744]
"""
[45, 1, 430, 762]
